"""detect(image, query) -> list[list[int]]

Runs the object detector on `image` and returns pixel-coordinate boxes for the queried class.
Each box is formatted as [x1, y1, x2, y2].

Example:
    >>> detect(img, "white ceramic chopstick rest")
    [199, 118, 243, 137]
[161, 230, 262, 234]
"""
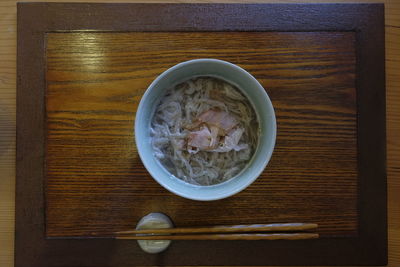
[136, 212, 174, 253]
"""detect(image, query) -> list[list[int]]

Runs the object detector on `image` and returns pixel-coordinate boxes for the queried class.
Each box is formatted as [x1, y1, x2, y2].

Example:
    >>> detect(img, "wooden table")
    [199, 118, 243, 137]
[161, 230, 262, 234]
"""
[1, 0, 399, 266]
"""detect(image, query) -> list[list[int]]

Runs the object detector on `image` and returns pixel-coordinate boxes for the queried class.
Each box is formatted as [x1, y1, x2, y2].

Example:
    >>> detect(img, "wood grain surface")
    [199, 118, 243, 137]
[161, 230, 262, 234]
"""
[1, 1, 399, 267]
[45, 31, 357, 237]
[11, 2, 390, 267]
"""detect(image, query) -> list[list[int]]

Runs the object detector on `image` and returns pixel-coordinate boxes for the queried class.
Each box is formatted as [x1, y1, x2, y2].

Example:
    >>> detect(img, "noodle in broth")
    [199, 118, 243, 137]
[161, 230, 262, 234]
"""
[150, 77, 259, 186]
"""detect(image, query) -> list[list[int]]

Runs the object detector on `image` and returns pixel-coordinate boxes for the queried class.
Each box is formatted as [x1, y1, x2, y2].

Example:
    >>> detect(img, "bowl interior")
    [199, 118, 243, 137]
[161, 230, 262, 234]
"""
[135, 59, 276, 201]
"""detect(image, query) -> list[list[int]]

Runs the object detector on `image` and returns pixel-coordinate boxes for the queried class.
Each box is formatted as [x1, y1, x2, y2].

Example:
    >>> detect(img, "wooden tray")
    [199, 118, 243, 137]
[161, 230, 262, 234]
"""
[16, 3, 386, 266]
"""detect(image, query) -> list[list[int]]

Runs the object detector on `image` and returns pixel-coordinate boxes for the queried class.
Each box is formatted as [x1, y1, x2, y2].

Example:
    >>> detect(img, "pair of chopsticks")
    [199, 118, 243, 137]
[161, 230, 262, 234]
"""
[114, 223, 318, 240]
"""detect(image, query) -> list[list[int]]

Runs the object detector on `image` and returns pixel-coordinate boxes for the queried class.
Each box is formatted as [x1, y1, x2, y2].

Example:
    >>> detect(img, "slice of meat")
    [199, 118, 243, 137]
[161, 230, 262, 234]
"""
[187, 126, 212, 150]
[211, 127, 246, 153]
[197, 110, 238, 133]
[226, 127, 245, 147]
[209, 125, 220, 148]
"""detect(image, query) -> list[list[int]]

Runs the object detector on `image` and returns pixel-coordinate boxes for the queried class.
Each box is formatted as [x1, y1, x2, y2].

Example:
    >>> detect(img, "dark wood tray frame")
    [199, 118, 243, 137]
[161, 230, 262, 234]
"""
[16, 3, 386, 266]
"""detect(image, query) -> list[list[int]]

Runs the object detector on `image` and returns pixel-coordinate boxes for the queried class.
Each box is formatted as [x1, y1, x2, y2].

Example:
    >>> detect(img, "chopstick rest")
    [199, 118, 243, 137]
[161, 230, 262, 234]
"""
[134, 212, 174, 254]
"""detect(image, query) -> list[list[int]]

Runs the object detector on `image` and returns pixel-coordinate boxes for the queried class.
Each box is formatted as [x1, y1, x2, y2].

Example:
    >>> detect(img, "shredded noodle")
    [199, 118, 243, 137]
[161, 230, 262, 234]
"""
[150, 77, 259, 185]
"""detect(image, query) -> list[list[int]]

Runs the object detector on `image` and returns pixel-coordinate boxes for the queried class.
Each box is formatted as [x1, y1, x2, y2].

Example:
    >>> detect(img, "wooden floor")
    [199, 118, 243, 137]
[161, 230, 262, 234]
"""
[1, 0, 399, 266]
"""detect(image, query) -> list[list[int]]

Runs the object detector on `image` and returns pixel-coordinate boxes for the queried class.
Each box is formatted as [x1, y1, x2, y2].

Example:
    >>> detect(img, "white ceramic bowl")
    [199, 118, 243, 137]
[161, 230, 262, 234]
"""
[135, 59, 276, 201]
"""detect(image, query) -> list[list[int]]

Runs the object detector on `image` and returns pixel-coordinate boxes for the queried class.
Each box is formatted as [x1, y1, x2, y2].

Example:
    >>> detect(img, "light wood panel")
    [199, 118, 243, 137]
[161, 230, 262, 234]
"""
[1, 0, 399, 267]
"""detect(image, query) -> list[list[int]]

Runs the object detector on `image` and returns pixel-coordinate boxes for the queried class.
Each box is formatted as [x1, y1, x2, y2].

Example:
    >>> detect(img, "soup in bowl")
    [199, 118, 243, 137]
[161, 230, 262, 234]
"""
[135, 59, 276, 201]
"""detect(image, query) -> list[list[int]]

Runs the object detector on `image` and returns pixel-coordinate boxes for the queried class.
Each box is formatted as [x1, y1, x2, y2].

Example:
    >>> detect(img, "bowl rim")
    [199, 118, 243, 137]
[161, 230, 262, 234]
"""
[135, 58, 276, 201]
